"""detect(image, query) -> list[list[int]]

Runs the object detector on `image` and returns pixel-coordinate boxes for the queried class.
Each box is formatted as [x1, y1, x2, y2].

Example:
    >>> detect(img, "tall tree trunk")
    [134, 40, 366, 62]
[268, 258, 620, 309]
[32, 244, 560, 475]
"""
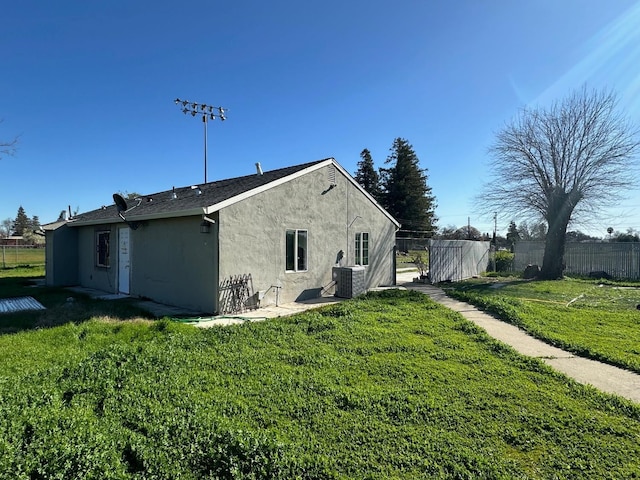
[539, 189, 576, 280]
[540, 219, 568, 279]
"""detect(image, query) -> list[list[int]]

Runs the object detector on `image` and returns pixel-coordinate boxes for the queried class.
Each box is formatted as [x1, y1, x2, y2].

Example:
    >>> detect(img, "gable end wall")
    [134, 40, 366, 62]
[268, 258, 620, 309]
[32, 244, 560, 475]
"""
[217, 164, 396, 305]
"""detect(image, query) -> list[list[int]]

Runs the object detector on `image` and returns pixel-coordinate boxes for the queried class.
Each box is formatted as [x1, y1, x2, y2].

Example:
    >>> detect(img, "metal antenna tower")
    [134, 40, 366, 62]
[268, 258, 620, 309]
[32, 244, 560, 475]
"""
[174, 98, 227, 183]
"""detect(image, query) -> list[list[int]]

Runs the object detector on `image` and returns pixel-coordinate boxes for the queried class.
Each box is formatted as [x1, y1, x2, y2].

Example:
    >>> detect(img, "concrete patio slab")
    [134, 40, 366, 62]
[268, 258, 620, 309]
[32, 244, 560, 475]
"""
[190, 295, 344, 327]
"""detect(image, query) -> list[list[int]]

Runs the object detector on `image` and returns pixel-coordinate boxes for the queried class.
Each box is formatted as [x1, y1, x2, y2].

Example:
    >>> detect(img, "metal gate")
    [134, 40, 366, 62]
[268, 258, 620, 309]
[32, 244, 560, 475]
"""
[429, 245, 463, 283]
[428, 240, 491, 283]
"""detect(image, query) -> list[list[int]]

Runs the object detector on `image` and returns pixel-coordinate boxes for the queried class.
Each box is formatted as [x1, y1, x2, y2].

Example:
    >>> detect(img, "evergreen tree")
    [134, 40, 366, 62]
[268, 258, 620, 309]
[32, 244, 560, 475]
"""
[354, 149, 382, 202]
[12, 206, 30, 236]
[506, 221, 520, 246]
[380, 138, 437, 236]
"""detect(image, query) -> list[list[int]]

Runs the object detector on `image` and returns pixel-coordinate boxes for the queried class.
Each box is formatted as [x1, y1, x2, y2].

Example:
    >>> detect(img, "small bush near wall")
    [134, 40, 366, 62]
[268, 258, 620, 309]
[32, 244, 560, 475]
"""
[495, 250, 515, 272]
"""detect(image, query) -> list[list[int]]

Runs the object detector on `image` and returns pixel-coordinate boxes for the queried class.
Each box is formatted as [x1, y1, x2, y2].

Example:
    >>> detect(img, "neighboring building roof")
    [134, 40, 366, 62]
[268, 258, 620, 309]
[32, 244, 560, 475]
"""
[67, 158, 400, 227]
[41, 221, 68, 231]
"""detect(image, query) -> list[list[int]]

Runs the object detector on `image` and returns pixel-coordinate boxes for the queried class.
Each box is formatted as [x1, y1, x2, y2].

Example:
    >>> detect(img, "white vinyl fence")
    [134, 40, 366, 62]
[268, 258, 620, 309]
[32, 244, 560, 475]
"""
[513, 241, 640, 280]
[428, 240, 490, 283]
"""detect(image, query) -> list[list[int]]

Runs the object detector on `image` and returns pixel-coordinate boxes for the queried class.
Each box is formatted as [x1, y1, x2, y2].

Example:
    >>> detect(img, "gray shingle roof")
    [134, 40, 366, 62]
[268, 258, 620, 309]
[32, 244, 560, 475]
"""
[70, 158, 332, 226]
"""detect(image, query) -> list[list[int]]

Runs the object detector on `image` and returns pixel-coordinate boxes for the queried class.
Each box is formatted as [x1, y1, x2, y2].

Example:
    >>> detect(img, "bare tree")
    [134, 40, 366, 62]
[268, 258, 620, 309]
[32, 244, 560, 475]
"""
[0, 119, 19, 159]
[482, 87, 640, 279]
[0, 218, 12, 238]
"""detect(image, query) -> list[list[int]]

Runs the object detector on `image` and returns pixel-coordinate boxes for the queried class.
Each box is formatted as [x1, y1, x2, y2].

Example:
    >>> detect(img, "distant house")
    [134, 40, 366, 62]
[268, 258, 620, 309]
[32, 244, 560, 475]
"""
[44, 158, 400, 314]
[0, 236, 24, 246]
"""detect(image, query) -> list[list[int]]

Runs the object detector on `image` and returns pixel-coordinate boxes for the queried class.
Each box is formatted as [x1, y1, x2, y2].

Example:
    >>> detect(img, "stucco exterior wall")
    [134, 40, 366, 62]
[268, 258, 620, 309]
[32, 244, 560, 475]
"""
[45, 224, 79, 286]
[217, 164, 397, 306]
[65, 161, 395, 313]
[73, 216, 218, 313]
[77, 225, 117, 293]
[131, 215, 218, 313]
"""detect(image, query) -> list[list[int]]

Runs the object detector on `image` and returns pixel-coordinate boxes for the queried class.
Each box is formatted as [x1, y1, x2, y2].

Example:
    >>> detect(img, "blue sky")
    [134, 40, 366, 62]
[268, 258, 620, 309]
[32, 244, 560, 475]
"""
[2, 0, 639, 237]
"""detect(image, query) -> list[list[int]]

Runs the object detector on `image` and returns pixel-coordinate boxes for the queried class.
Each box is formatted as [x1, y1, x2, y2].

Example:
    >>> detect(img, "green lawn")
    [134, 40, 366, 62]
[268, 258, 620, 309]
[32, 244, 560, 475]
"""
[2, 285, 640, 478]
[395, 249, 427, 266]
[0, 267, 153, 334]
[448, 277, 640, 374]
[0, 246, 45, 268]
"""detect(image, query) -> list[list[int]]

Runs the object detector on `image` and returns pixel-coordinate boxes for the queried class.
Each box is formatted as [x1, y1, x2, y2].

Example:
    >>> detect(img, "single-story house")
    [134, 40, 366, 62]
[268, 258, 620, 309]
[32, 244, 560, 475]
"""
[0, 236, 25, 246]
[44, 158, 400, 314]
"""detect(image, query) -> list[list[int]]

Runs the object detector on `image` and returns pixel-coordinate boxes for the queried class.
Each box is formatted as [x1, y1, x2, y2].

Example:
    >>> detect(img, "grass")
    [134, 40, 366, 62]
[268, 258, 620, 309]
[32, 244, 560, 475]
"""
[2, 282, 640, 478]
[0, 264, 45, 278]
[395, 249, 427, 266]
[0, 267, 153, 334]
[0, 246, 45, 268]
[448, 276, 640, 374]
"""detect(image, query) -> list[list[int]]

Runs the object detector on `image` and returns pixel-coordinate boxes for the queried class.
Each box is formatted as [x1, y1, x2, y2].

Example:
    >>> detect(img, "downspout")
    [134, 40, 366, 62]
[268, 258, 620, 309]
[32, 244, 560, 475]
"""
[393, 225, 400, 285]
[345, 180, 349, 265]
[205, 208, 220, 315]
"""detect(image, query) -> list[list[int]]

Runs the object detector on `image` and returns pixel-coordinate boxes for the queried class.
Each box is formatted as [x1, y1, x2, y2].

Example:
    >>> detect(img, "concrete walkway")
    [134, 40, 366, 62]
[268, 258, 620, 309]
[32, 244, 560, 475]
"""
[396, 271, 640, 404]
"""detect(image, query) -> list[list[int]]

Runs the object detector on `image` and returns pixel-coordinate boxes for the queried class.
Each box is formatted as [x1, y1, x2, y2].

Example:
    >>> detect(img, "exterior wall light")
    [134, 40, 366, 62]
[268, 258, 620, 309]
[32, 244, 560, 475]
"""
[200, 221, 211, 234]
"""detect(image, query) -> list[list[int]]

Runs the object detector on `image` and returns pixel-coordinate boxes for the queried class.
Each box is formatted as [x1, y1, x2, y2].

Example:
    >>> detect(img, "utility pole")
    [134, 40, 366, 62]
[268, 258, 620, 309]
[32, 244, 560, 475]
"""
[493, 212, 497, 272]
[174, 98, 227, 183]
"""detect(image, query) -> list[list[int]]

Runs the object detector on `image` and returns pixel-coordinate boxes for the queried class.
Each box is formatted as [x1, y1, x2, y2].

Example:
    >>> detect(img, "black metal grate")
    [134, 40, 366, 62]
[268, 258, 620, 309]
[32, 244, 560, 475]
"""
[218, 274, 256, 315]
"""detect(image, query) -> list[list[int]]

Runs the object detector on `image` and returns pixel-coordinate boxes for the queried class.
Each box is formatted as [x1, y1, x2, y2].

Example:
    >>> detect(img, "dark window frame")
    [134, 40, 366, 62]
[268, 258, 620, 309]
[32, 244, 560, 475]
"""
[96, 230, 111, 268]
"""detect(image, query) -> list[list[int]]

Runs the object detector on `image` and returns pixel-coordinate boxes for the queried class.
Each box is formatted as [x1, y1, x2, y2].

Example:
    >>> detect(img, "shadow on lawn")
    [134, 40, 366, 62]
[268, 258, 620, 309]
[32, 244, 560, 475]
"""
[0, 275, 154, 335]
[445, 277, 532, 292]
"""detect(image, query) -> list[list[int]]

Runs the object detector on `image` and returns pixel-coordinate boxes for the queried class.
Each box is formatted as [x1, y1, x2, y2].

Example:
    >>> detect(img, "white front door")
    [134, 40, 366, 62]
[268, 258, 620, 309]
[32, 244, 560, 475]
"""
[118, 227, 130, 294]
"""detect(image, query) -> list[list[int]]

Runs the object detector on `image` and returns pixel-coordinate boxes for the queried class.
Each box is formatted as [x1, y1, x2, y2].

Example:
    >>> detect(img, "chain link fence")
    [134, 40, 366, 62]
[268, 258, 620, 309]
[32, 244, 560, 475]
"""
[1, 245, 45, 268]
[395, 237, 430, 253]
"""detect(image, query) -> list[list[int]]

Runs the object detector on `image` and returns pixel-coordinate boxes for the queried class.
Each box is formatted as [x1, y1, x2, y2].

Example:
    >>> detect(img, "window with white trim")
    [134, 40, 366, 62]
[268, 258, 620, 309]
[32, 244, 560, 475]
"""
[286, 229, 308, 272]
[355, 232, 369, 266]
[96, 230, 110, 267]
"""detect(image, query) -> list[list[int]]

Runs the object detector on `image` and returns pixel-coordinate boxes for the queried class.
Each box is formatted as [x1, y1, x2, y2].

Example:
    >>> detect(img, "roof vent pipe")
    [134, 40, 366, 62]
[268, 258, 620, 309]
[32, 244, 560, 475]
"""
[255, 162, 263, 176]
[171, 187, 177, 199]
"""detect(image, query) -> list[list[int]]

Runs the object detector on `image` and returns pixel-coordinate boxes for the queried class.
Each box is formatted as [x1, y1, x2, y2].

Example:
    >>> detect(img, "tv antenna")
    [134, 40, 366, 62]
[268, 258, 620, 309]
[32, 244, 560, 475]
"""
[174, 98, 228, 183]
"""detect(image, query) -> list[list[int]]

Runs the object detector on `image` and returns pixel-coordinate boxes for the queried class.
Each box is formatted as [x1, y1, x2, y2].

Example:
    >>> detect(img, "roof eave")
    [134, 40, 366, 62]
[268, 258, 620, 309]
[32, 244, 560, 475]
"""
[203, 158, 400, 228]
[203, 158, 335, 215]
[69, 207, 205, 227]
[67, 157, 400, 229]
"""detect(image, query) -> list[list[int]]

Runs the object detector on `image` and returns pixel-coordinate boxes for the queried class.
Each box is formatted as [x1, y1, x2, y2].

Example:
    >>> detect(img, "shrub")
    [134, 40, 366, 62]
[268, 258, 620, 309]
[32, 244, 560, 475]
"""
[494, 250, 514, 272]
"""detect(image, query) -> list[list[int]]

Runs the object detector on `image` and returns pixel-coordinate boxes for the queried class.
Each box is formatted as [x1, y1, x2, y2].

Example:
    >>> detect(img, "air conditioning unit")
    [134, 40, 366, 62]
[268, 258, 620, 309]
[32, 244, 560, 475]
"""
[332, 266, 366, 298]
